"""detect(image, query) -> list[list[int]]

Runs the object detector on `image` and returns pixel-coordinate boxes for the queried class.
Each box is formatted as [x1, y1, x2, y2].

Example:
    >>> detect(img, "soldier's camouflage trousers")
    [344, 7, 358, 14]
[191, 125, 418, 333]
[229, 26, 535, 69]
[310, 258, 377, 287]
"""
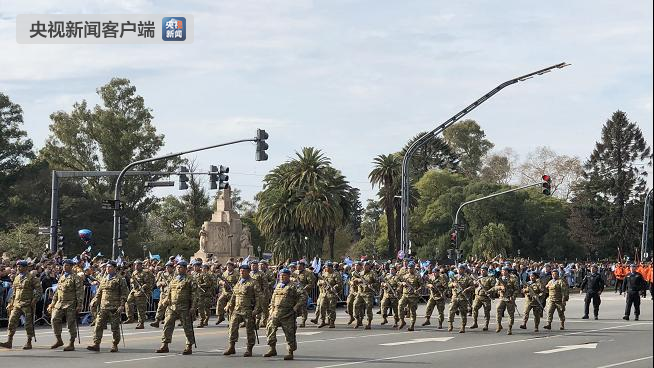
[259, 292, 271, 326]
[228, 311, 256, 346]
[313, 294, 325, 321]
[381, 296, 399, 323]
[196, 296, 211, 325]
[6, 305, 35, 338]
[425, 297, 446, 323]
[471, 296, 492, 324]
[346, 292, 360, 318]
[448, 298, 468, 325]
[266, 314, 297, 353]
[162, 308, 195, 345]
[522, 303, 542, 327]
[51, 306, 78, 340]
[319, 295, 338, 324]
[354, 293, 374, 322]
[216, 292, 231, 319]
[399, 296, 418, 323]
[297, 291, 309, 323]
[496, 300, 516, 327]
[93, 309, 121, 345]
[126, 293, 148, 323]
[154, 297, 168, 322]
[546, 301, 565, 324]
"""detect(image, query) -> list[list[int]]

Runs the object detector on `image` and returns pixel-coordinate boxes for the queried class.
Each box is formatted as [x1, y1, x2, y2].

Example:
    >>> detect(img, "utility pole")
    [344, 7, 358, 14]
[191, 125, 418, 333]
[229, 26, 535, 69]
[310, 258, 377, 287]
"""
[400, 62, 570, 254]
[641, 189, 653, 261]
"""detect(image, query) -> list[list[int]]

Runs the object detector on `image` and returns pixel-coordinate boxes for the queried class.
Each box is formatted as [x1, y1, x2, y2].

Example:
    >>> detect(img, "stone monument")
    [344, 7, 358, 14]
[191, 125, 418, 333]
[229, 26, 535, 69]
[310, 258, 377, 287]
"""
[193, 187, 254, 262]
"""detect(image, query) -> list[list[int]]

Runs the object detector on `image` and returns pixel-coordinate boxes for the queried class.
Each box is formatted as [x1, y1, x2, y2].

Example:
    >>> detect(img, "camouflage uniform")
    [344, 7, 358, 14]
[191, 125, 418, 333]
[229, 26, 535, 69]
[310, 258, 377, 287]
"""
[224, 274, 262, 355]
[125, 268, 154, 326]
[398, 271, 423, 331]
[544, 277, 569, 330]
[152, 268, 174, 326]
[194, 268, 215, 327]
[346, 269, 361, 323]
[215, 269, 238, 324]
[424, 273, 449, 328]
[353, 268, 379, 328]
[521, 278, 546, 331]
[90, 273, 128, 349]
[470, 275, 495, 330]
[448, 273, 474, 332]
[380, 272, 400, 327]
[160, 273, 198, 350]
[292, 268, 316, 327]
[492, 274, 520, 334]
[259, 266, 276, 327]
[0, 270, 42, 349]
[316, 270, 342, 327]
[265, 278, 303, 359]
[50, 270, 84, 347]
[251, 267, 269, 326]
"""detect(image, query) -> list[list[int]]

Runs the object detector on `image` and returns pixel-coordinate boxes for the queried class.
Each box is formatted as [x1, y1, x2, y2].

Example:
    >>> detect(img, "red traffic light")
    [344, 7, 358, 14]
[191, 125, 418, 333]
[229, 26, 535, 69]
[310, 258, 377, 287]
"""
[542, 174, 551, 182]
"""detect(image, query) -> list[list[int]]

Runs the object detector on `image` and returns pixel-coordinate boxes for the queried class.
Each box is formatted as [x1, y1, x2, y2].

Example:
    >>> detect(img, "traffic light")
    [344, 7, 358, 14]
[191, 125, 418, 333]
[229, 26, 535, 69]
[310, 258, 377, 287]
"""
[450, 230, 457, 247]
[119, 216, 129, 240]
[179, 166, 189, 190]
[255, 129, 269, 161]
[218, 165, 229, 189]
[57, 233, 65, 249]
[209, 165, 218, 190]
[542, 174, 552, 196]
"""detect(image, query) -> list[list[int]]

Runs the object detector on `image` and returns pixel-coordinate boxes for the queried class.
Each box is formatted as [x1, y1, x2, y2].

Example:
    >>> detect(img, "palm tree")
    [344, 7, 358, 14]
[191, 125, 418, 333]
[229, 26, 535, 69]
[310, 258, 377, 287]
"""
[369, 154, 401, 257]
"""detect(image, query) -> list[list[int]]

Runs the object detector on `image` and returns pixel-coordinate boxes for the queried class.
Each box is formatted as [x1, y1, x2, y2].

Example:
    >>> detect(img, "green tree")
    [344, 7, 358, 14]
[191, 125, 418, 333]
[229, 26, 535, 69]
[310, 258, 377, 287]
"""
[369, 153, 401, 257]
[472, 222, 512, 259]
[400, 132, 459, 181]
[443, 119, 494, 178]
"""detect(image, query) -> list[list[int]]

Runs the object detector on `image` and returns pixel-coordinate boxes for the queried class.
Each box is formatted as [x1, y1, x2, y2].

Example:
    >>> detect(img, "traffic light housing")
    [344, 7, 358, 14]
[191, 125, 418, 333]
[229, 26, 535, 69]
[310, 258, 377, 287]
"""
[542, 174, 552, 196]
[218, 165, 229, 189]
[255, 129, 269, 161]
[179, 166, 189, 190]
[119, 216, 129, 240]
[57, 234, 65, 249]
[450, 230, 457, 247]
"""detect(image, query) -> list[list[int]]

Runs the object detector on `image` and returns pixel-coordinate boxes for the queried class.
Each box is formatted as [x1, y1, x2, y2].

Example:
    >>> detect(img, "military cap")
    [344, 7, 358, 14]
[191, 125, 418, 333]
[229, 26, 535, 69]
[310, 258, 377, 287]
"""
[458, 263, 467, 269]
[106, 260, 117, 267]
[289, 262, 297, 267]
[177, 260, 188, 267]
[326, 261, 333, 267]
[165, 261, 174, 267]
[481, 265, 489, 270]
[249, 259, 259, 264]
[16, 260, 28, 267]
[63, 259, 75, 265]
[407, 262, 416, 268]
[279, 268, 291, 275]
[202, 263, 210, 268]
[191, 260, 202, 266]
[239, 264, 251, 270]
[260, 260, 268, 264]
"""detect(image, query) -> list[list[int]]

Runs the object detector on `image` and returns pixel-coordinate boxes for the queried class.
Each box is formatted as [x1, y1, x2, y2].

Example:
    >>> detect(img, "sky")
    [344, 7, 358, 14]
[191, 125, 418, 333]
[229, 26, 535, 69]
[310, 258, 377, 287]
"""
[1, 0, 652, 205]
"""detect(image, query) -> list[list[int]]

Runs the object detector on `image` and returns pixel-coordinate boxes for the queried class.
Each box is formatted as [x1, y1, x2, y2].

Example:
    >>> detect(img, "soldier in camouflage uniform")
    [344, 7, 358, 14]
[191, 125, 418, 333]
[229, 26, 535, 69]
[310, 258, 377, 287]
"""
[125, 260, 154, 329]
[313, 262, 342, 328]
[259, 260, 275, 327]
[292, 260, 316, 328]
[492, 266, 520, 335]
[250, 260, 269, 327]
[544, 269, 569, 330]
[223, 264, 262, 357]
[0, 260, 42, 350]
[520, 271, 546, 332]
[469, 265, 495, 331]
[380, 266, 400, 327]
[353, 261, 379, 329]
[264, 268, 303, 360]
[423, 268, 449, 329]
[87, 261, 129, 352]
[155, 261, 198, 355]
[346, 262, 363, 324]
[448, 264, 474, 333]
[151, 262, 175, 328]
[398, 262, 423, 331]
[48, 259, 84, 351]
[215, 261, 238, 325]
[194, 262, 215, 328]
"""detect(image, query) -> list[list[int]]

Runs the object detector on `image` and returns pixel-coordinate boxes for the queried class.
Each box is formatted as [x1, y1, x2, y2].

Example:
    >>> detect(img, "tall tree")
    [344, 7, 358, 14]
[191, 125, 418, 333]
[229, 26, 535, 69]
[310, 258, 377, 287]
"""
[480, 148, 518, 185]
[443, 119, 494, 178]
[519, 146, 584, 201]
[369, 153, 401, 257]
[400, 132, 459, 181]
[578, 111, 651, 256]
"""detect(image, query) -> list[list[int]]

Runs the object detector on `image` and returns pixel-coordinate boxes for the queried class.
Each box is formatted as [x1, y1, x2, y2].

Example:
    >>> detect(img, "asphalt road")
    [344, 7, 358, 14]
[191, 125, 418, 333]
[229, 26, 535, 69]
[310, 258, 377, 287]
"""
[0, 293, 651, 368]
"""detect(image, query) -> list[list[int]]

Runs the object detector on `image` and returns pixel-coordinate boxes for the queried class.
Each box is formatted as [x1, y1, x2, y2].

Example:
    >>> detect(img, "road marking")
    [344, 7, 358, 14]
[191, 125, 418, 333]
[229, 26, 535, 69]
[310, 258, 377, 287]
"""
[595, 356, 653, 368]
[380, 337, 454, 346]
[534, 343, 598, 354]
[311, 323, 648, 368]
[104, 354, 177, 364]
[296, 331, 322, 336]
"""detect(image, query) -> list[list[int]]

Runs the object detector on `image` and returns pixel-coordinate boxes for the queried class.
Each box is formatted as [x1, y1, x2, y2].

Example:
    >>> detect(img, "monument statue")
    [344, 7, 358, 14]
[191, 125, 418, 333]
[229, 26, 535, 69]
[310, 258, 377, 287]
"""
[199, 227, 208, 253]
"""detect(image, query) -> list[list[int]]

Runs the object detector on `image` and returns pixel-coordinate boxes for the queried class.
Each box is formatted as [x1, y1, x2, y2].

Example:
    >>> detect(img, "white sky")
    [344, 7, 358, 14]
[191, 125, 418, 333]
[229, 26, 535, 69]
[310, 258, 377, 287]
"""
[1, 0, 652, 203]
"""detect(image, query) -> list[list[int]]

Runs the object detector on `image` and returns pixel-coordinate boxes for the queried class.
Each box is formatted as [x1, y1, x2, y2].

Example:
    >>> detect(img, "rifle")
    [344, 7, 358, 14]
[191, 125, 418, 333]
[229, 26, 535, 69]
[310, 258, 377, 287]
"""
[524, 281, 544, 310]
[355, 273, 381, 297]
[318, 274, 344, 302]
[474, 276, 495, 300]
[496, 276, 521, 317]
[453, 277, 473, 308]
[216, 274, 234, 292]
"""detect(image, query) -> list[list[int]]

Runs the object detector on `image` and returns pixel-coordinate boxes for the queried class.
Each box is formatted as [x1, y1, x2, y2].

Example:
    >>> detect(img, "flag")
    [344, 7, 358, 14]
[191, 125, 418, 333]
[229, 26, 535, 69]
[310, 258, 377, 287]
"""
[85, 245, 92, 253]
[84, 262, 91, 270]
[174, 254, 182, 263]
[344, 257, 353, 267]
[149, 251, 153, 259]
[397, 250, 405, 260]
[242, 255, 250, 266]
[72, 256, 79, 263]
[96, 251, 103, 257]
[311, 257, 321, 273]
[116, 256, 123, 266]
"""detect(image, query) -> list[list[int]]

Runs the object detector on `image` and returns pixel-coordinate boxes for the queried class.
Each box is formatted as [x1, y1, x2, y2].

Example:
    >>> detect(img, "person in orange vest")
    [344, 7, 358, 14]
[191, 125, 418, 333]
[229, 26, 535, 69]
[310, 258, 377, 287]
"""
[614, 263, 626, 294]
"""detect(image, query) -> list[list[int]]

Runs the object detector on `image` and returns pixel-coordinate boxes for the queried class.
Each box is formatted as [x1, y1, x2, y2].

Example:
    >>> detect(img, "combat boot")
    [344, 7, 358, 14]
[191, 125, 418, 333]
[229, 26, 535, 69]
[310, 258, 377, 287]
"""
[581, 315, 589, 319]
[534, 324, 539, 332]
[0, 335, 13, 349]
[182, 344, 192, 355]
[284, 351, 294, 360]
[110, 343, 119, 353]
[469, 321, 479, 329]
[155, 343, 169, 353]
[150, 320, 160, 328]
[507, 326, 513, 335]
[223, 343, 236, 355]
[422, 318, 431, 326]
[354, 319, 362, 329]
[365, 320, 371, 330]
[347, 316, 355, 325]
[263, 346, 277, 357]
[196, 323, 204, 328]
[243, 345, 254, 357]
[86, 343, 100, 351]
[398, 320, 406, 330]
[135, 322, 144, 329]
[381, 316, 388, 325]
[51, 335, 64, 349]
[438, 320, 443, 329]
[496, 324, 503, 333]
[310, 317, 319, 325]
[215, 316, 225, 325]
[408, 322, 415, 331]
[329, 322, 336, 328]
[482, 320, 489, 331]
[63, 340, 75, 351]
[299, 319, 306, 328]
[519, 323, 527, 329]
[23, 337, 32, 350]
[459, 325, 465, 333]
[559, 321, 565, 330]
[319, 321, 328, 328]
[124, 318, 136, 324]
[543, 323, 551, 330]
[447, 322, 453, 332]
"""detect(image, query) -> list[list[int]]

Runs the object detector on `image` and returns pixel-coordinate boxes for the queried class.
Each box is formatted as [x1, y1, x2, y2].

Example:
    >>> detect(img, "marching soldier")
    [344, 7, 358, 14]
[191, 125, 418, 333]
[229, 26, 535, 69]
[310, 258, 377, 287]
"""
[423, 268, 448, 329]
[346, 262, 362, 325]
[292, 260, 316, 328]
[310, 265, 326, 326]
[381, 266, 400, 328]
[155, 261, 198, 355]
[215, 261, 238, 325]
[544, 269, 569, 330]
[621, 264, 647, 321]
[250, 260, 269, 327]
[195, 262, 215, 328]
[125, 260, 154, 329]
[0, 260, 42, 350]
[470, 265, 495, 331]
[151, 261, 175, 328]
[264, 268, 303, 360]
[313, 262, 342, 328]
[580, 264, 605, 320]
[492, 266, 520, 335]
[259, 260, 275, 327]
[48, 259, 84, 351]
[87, 261, 129, 352]
[353, 261, 378, 329]
[447, 264, 474, 333]
[398, 262, 423, 331]
[520, 271, 545, 332]
[223, 264, 262, 357]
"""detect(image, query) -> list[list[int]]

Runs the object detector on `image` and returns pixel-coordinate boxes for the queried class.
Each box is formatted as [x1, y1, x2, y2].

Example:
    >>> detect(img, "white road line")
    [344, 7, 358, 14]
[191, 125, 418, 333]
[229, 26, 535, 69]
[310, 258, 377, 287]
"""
[380, 337, 454, 346]
[595, 356, 653, 368]
[312, 323, 649, 368]
[534, 343, 598, 354]
[104, 354, 178, 364]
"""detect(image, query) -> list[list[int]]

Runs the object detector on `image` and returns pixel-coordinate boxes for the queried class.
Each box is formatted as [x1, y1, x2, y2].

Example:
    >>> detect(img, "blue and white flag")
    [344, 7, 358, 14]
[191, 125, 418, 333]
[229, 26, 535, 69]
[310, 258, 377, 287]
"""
[397, 250, 405, 260]
[311, 257, 321, 274]
[72, 256, 79, 263]
[96, 251, 103, 257]
[242, 255, 251, 266]
[85, 245, 92, 253]
[116, 256, 123, 266]
[174, 254, 182, 262]
[343, 257, 353, 267]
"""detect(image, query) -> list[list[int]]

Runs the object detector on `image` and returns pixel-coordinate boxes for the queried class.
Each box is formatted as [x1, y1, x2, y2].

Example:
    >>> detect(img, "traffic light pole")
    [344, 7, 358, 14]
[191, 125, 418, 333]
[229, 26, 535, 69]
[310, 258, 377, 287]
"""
[399, 62, 570, 255]
[111, 137, 258, 259]
[641, 188, 653, 261]
[452, 181, 542, 260]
